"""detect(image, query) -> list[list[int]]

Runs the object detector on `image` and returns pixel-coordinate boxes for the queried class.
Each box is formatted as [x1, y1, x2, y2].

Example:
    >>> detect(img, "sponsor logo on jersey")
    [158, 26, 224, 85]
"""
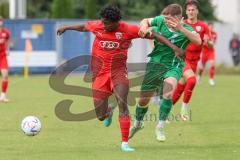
[99, 41, 120, 49]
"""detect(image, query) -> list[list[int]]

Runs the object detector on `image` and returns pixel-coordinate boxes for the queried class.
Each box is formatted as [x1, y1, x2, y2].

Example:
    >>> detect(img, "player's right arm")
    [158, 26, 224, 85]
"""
[139, 17, 185, 58]
[139, 18, 153, 38]
[149, 32, 185, 59]
[57, 25, 88, 36]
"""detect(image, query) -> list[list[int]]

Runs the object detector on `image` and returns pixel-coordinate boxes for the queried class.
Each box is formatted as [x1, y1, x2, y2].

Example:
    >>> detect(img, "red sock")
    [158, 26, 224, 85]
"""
[209, 66, 215, 79]
[2, 80, 8, 93]
[119, 115, 130, 142]
[172, 83, 185, 105]
[183, 77, 196, 103]
[198, 68, 203, 77]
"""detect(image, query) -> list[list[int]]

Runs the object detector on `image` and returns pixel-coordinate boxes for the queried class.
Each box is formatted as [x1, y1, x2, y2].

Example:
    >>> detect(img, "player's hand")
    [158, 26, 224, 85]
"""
[173, 47, 185, 59]
[203, 34, 209, 42]
[166, 16, 184, 31]
[138, 25, 149, 38]
[57, 28, 66, 36]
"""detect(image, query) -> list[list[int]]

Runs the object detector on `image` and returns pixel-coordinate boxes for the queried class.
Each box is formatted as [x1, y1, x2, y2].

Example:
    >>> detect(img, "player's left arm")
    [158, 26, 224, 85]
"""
[204, 25, 215, 48]
[167, 16, 202, 46]
[146, 32, 185, 58]
[205, 35, 214, 48]
[128, 24, 184, 58]
[57, 25, 88, 36]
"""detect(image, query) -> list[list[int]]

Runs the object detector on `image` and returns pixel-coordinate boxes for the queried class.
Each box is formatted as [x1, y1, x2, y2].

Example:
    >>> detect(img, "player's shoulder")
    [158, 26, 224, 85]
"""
[119, 21, 139, 31]
[197, 20, 208, 27]
[152, 15, 164, 22]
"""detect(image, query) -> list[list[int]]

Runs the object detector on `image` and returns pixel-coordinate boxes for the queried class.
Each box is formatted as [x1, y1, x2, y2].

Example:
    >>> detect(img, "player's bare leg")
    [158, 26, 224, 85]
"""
[129, 91, 154, 139]
[197, 62, 205, 83]
[208, 60, 215, 86]
[113, 84, 134, 152]
[181, 69, 196, 121]
[0, 69, 9, 103]
[103, 95, 117, 127]
[94, 98, 110, 121]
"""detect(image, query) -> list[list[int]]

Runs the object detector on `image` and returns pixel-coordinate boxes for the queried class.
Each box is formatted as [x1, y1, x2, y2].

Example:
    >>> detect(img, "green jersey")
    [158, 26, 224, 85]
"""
[149, 15, 194, 67]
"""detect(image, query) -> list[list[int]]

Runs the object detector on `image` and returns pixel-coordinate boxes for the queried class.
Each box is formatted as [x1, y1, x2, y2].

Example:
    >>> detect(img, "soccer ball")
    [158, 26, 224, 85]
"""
[21, 116, 41, 136]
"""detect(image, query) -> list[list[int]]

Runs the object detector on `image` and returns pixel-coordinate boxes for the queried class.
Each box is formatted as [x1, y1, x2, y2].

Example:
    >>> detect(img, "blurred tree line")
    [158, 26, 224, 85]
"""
[0, 0, 9, 18]
[1, 0, 216, 21]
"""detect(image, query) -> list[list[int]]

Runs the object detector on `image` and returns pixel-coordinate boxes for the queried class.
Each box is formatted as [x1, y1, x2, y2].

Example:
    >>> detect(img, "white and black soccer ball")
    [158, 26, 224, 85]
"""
[21, 116, 41, 136]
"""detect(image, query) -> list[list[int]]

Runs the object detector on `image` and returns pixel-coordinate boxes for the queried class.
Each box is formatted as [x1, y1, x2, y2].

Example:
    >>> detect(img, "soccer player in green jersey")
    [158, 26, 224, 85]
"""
[129, 4, 201, 141]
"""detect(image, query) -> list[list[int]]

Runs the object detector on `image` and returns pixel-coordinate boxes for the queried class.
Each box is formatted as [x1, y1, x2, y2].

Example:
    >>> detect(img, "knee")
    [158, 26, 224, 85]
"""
[2, 74, 8, 81]
[3, 77, 8, 81]
[138, 98, 149, 107]
[163, 93, 172, 100]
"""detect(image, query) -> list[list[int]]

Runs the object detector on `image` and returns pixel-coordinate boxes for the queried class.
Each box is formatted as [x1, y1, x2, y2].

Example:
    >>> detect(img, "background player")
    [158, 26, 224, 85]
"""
[0, 17, 10, 103]
[172, 0, 209, 120]
[197, 22, 217, 86]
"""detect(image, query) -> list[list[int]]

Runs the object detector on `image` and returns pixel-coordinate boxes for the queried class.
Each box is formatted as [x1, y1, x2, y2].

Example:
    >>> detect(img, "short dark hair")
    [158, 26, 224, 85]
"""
[161, 4, 182, 16]
[99, 4, 122, 22]
[185, 0, 199, 10]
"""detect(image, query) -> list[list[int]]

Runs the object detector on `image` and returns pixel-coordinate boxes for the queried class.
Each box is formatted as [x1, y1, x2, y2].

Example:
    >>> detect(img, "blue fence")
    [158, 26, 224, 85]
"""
[3, 19, 91, 74]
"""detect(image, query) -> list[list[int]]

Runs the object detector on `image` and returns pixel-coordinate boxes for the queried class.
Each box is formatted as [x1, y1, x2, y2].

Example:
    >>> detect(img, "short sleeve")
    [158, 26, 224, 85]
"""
[149, 16, 164, 27]
[85, 21, 99, 32]
[204, 23, 210, 35]
[127, 24, 140, 39]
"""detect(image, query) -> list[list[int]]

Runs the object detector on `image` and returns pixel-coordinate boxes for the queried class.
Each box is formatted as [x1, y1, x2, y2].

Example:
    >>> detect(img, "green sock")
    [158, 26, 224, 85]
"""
[135, 104, 148, 121]
[159, 99, 172, 121]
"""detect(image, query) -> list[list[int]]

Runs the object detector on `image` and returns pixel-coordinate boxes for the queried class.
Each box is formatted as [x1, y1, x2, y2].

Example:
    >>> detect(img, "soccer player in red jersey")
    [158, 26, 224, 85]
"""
[172, 0, 209, 120]
[197, 22, 217, 86]
[57, 5, 183, 151]
[0, 17, 10, 103]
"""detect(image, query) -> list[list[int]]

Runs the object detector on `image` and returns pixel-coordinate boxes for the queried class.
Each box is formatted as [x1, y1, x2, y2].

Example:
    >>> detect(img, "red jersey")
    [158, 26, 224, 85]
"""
[0, 28, 10, 56]
[86, 20, 139, 75]
[202, 31, 217, 53]
[184, 20, 209, 60]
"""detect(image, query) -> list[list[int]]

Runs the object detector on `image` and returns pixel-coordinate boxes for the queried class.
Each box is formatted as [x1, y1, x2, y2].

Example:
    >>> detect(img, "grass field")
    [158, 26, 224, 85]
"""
[0, 75, 240, 160]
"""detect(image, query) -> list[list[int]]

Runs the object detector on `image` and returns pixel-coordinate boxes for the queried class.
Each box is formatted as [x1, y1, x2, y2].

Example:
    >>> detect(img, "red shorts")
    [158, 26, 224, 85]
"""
[92, 70, 128, 100]
[183, 59, 198, 73]
[0, 56, 8, 69]
[201, 51, 215, 66]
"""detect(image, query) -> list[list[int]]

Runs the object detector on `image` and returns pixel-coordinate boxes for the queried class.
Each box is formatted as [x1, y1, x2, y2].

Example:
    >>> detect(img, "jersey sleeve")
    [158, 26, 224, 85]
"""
[127, 24, 140, 39]
[181, 24, 195, 49]
[85, 21, 98, 32]
[203, 23, 210, 38]
[149, 16, 164, 27]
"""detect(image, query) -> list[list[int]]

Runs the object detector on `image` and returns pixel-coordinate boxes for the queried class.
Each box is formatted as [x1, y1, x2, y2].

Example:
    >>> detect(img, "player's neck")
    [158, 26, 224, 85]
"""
[187, 18, 198, 24]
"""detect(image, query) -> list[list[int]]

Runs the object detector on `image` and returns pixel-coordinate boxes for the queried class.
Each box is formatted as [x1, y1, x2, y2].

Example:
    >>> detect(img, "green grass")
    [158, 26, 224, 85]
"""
[0, 75, 240, 160]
